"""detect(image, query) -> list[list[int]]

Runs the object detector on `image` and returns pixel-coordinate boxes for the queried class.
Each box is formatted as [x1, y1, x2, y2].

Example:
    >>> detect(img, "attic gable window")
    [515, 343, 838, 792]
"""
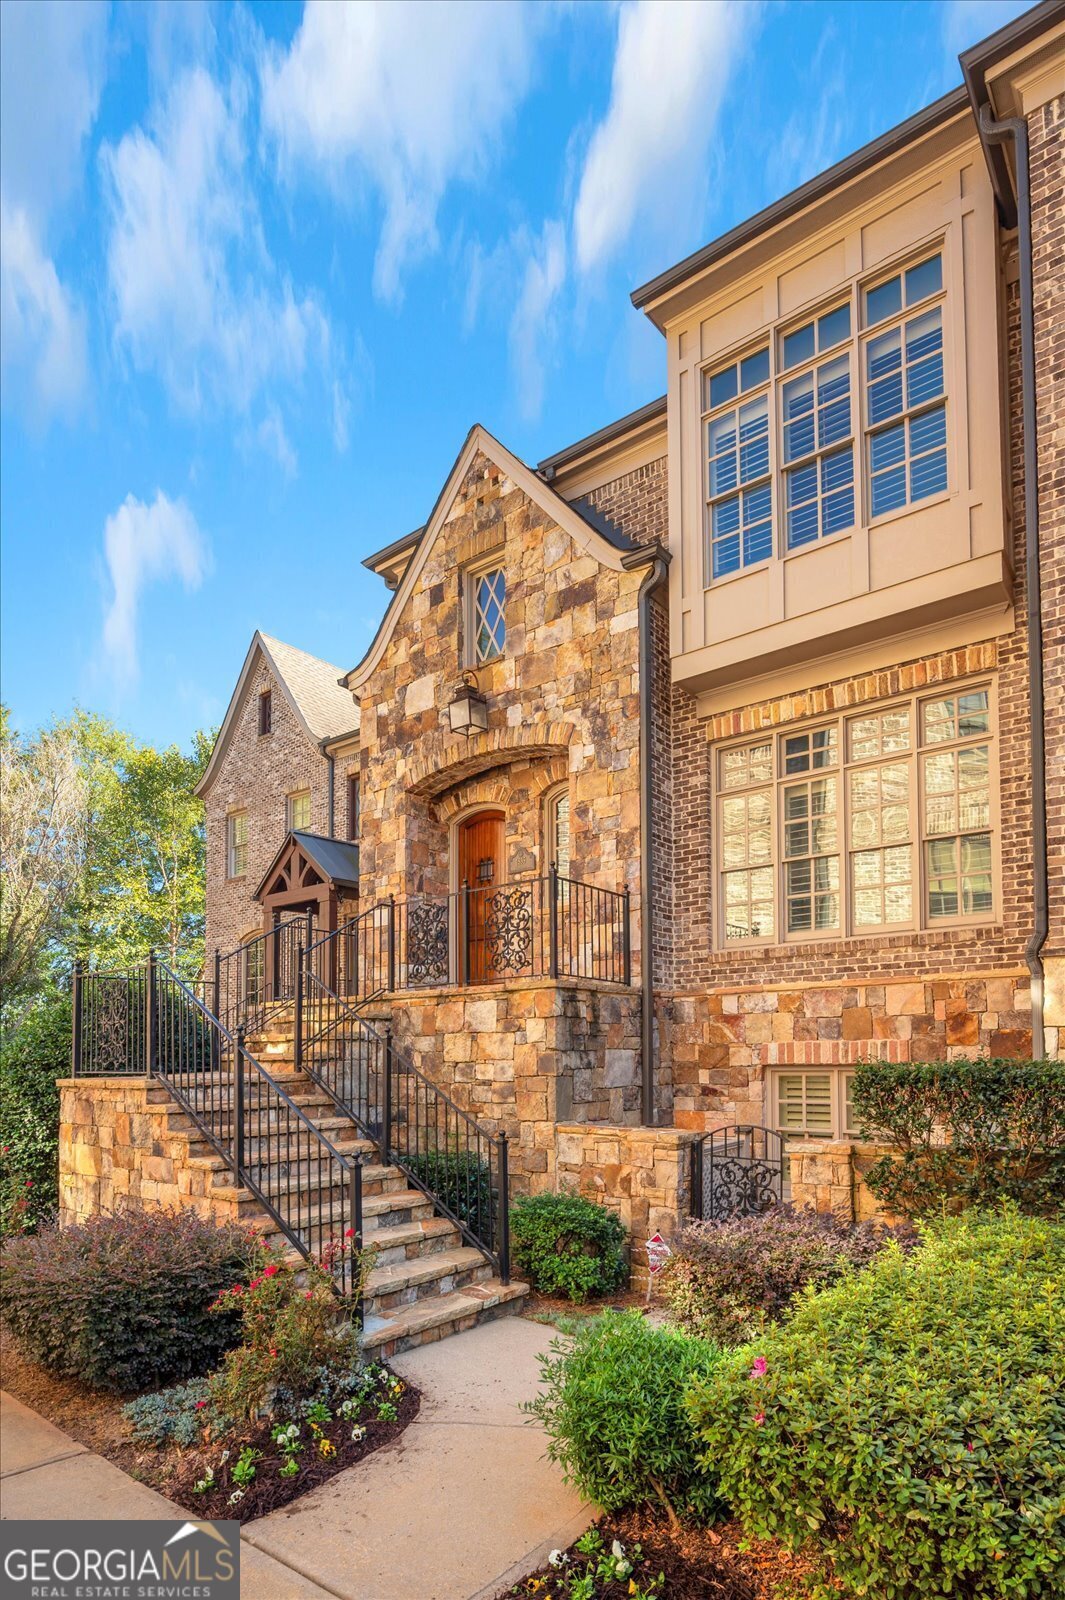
[258, 690, 272, 736]
[467, 562, 506, 665]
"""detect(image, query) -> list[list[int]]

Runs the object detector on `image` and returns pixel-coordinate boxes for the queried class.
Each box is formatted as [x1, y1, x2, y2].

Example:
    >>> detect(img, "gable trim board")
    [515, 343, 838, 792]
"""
[196, 632, 355, 799]
[339, 423, 661, 693]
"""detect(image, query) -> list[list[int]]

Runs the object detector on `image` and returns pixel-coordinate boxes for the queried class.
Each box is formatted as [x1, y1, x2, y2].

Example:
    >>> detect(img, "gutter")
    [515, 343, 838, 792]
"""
[624, 542, 671, 1123]
[976, 102, 1048, 1058]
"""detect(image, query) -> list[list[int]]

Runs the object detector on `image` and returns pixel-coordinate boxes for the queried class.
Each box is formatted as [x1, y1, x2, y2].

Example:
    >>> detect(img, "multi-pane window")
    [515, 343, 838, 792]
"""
[241, 934, 264, 1008]
[702, 247, 949, 584]
[287, 790, 311, 831]
[864, 253, 946, 517]
[703, 349, 771, 579]
[771, 1070, 859, 1144]
[346, 774, 360, 842]
[470, 566, 506, 664]
[226, 811, 247, 878]
[258, 690, 272, 736]
[780, 304, 854, 549]
[716, 684, 994, 944]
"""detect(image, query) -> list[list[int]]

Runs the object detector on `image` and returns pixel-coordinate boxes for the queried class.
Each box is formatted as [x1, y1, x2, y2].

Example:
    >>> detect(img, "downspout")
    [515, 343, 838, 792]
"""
[979, 103, 1047, 1058]
[326, 754, 336, 837]
[635, 547, 670, 1123]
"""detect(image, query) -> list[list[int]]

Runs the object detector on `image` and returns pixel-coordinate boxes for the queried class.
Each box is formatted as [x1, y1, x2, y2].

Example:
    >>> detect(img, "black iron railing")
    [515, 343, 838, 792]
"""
[203, 915, 305, 1038]
[70, 954, 364, 1298]
[298, 959, 510, 1282]
[690, 1125, 785, 1223]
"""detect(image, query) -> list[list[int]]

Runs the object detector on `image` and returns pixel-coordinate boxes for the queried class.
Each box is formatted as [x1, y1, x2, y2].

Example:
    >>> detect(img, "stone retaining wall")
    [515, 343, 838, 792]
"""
[57, 1077, 236, 1226]
[388, 980, 644, 1192]
[786, 1138, 901, 1224]
[553, 1121, 699, 1291]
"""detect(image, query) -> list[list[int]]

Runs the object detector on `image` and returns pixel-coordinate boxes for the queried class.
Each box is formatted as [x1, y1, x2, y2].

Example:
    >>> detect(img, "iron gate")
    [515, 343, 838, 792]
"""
[690, 1125, 784, 1221]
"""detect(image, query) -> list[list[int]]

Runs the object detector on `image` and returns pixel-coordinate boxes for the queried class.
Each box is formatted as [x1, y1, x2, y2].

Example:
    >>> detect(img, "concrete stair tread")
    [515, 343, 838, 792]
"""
[366, 1245, 486, 1295]
[361, 1279, 528, 1350]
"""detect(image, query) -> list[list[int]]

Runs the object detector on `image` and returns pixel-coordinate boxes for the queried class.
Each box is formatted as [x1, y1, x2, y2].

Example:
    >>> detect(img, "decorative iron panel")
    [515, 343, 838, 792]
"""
[695, 1125, 784, 1221]
[406, 899, 450, 987]
[482, 884, 534, 976]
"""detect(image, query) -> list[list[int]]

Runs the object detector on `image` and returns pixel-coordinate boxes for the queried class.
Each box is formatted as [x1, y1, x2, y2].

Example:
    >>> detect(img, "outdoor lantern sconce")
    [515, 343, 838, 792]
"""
[447, 671, 488, 736]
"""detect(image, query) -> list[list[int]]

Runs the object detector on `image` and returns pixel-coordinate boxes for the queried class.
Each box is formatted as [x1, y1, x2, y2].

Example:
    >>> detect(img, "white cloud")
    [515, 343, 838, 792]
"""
[102, 491, 209, 683]
[0, 0, 107, 420]
[257, 408, 298, 477]
[259, 0, 539, 301]
[574, 0, 757, 275]
[0, 198, 87, 417]
[509, 220, 567, 420]
[101, 66, 336, 419]
[941, 0, 1030, 62]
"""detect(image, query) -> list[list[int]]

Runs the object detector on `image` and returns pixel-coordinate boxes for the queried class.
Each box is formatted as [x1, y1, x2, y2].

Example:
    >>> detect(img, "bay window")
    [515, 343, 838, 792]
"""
[715, 683, 994, 945]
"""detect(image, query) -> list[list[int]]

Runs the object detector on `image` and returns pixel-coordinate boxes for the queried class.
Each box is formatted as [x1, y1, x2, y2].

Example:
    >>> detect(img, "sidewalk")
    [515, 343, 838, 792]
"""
[1, 1316, 589, 1600]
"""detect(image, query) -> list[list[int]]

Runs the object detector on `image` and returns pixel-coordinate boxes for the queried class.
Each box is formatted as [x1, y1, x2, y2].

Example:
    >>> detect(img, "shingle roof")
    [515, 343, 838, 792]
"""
[255, 831, 361, 898]
[259, 634, 358, 741]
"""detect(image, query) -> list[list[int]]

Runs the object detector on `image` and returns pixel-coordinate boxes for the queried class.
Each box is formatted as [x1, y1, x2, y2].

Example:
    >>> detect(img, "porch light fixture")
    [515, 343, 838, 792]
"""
[447, 671, 488, 736]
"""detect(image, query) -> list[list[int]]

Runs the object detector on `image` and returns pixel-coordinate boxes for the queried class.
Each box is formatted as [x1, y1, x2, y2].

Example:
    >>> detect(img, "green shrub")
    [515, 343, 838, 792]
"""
[0, 992, 70, 1234]
[852, 1059, 1065, 1215]
[405, 1149, 492, 1231]
[510, 1191, 627, 1302]
[121, 1378, 221, 1448]
[0, 1208, 262, 1393]
[662, 1204, 913, 1346]
[688, 1209, 1065, 1598]
[528, 1310, 725, 1523]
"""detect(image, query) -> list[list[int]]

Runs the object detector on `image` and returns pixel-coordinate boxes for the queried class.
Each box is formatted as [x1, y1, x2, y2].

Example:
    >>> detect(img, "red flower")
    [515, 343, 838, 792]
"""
[195, 1400, 208, 1410]
[269, 1347, 278, 1357]
[305, 1290, 313, 1299]
[344, 1227, 356, 1239]
[263, 1264, 279, 1277]
[24, 1180, 33, 1188]
[753, 1412, 765, 1426]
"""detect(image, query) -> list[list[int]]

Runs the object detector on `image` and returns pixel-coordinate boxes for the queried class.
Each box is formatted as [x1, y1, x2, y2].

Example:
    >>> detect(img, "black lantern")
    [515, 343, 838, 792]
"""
[447, 672, 488, 736]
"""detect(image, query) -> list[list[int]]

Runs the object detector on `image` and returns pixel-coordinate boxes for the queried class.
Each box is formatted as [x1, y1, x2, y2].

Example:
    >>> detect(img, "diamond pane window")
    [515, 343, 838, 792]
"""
[473, 568, 506, 663]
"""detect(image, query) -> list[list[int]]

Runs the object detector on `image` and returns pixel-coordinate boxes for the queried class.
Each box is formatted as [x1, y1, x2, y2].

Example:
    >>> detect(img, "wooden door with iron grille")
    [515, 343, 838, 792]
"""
[459, 811, 505, 983]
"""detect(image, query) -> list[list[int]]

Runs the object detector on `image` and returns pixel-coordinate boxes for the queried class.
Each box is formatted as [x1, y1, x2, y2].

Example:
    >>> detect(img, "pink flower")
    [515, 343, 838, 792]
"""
[263, 1264, 279, 1278]
[195, 1400, 208, 1410]
[749, 1357, 767, 1378]
[305, 1290, 313, 1299]
[754, 1412, 765, 1426]
[967, 1442, 975, 1453]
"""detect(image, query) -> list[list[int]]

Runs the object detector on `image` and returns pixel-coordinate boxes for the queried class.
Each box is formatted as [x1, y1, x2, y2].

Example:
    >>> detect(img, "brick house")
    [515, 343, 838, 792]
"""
[63, 7, 1065, 1318]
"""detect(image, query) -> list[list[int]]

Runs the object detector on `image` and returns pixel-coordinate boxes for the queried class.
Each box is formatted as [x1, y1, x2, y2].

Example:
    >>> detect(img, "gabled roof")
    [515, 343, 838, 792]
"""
[195, 632, 357, 798]
[255, 830, 360, 899]
[341, 422, 660, 692]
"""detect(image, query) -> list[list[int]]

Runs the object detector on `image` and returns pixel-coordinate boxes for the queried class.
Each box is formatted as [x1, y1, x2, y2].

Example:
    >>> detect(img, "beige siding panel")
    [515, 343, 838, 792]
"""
[868, 503, 970, 591]
[778, 237, 847, 317]
[705, 567, 771, 644]
[699, 286, 764, 363]
[784, 541, 852, 619]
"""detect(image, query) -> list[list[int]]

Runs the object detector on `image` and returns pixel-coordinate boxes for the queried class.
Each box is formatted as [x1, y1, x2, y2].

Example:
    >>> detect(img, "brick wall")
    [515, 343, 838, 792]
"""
[203, 650, 333, 959]
[573, 455, 668, 548]
[1030, 96, 1065, 1056]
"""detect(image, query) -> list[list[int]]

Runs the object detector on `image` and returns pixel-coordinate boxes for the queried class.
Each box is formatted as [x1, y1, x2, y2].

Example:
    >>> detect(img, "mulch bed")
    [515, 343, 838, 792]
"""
[168, 1381, 420, 1521]
[1, 1327, 420, 1524]
[498, 1510, 821, 1600]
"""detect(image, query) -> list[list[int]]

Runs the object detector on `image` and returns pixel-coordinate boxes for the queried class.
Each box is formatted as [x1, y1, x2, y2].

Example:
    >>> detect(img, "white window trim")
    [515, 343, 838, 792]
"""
[713, 678, 999, 950]
[463, 554, 507, 667]
[767, 1067, 860, 1143]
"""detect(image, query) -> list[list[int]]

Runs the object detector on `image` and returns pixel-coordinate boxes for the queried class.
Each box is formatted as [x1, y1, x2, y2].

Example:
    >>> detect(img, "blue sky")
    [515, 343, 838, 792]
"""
[0, 0, 1028, 751]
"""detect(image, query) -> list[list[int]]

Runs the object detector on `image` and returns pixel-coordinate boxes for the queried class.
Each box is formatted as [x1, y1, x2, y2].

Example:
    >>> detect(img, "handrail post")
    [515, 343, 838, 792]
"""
[498, 1131, 511, 1285]
[71, 959, 84, 1076]
[295, 944, 305, 1069]
[622, 886, 632, 987]
[211, 947, 221, 1072]
[348, 1157, 364, 1322]
[382, 1025, 393, 1163]
[234, 1025, 246, 1177]
[145, 951, 157, 1075]
[548, 865, 559, 980]
[387, 895, 397, 993]
[691, 1139, 704, 1222]
[459, 881, 469, 988]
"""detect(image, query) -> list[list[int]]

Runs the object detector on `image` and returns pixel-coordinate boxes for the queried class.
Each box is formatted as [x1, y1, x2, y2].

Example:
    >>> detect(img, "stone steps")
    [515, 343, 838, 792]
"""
[362, 1279, 529, 1360]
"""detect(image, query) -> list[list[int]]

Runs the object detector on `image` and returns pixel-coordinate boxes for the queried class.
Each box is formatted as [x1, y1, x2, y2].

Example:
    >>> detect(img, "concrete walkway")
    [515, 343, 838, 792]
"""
[1, 1317, 589, 1600]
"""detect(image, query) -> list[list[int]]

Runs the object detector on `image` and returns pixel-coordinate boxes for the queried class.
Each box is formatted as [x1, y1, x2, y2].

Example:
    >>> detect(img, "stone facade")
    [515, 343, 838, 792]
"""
[203, 647, 335, 959]
[57, 1077, 244, 1226]
[787, 1139, 902, 1226]
[387, 979, 645, 1190]
[554, 1121, 698, 1291]
[353, 448, 651, 972]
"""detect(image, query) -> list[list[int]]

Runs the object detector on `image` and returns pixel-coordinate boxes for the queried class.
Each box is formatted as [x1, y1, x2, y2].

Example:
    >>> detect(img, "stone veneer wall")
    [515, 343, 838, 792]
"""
[553, 1121, 698, 1291]
[386, 980, 645, 1191]
[660, 973, 1032, 1129]
[57, 1078, 239, 1226]
[787, 1139, 902, 1226]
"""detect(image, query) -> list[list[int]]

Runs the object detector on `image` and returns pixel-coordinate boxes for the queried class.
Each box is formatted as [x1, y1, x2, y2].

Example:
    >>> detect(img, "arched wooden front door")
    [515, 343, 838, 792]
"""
[458, 810, 505, 983]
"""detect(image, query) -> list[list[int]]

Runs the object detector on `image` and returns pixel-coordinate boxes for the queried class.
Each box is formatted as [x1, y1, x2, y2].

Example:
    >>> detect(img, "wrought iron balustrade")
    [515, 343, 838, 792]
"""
[690, 1125, 785, 1223]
